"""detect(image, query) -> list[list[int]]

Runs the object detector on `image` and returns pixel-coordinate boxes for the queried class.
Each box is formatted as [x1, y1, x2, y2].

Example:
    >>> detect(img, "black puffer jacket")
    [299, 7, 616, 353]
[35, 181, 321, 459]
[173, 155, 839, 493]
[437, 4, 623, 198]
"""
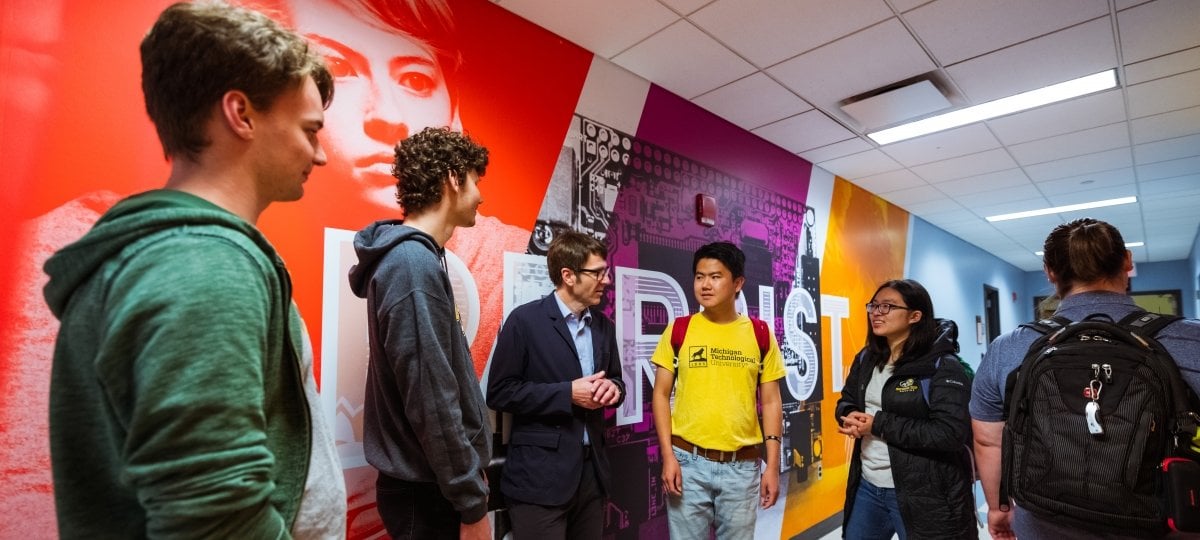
[837, 320, 977, 539]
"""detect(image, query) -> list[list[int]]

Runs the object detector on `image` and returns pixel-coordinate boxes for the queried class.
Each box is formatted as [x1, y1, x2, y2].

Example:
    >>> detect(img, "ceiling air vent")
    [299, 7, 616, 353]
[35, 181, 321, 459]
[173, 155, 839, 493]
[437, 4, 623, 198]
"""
[838, 73, 958, 131]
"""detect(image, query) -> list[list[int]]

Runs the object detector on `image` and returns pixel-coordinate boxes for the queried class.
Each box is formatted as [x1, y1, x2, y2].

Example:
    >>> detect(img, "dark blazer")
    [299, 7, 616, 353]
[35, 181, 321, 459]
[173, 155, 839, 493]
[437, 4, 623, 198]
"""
[486, 293, 626, 506]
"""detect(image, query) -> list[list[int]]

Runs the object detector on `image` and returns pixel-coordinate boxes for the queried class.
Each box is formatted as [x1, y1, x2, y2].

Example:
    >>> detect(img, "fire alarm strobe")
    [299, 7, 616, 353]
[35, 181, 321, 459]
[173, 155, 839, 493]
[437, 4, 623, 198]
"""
[695, 194, 716, 227]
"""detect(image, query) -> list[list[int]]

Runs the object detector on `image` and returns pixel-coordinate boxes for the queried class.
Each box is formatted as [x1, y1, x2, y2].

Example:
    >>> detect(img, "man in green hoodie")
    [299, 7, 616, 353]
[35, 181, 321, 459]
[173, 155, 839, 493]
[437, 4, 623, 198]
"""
[42, 2, 343, 537]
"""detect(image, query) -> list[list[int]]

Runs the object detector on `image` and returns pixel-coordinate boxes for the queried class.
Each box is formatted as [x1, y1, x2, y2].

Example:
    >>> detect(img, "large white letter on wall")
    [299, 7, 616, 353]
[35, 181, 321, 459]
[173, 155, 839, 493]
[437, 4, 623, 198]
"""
[614, 267, 688, 426]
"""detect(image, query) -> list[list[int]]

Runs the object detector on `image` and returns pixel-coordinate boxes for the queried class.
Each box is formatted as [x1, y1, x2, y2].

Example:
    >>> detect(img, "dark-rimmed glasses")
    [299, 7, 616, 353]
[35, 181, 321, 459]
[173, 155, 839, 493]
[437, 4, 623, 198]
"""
[575, 266, 611, 280]
[865, 302, 910, 315]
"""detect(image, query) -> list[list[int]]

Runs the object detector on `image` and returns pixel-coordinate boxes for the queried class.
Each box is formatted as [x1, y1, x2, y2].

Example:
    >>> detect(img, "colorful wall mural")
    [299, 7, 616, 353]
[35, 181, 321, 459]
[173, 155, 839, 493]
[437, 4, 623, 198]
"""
[0, 1, 918, 538]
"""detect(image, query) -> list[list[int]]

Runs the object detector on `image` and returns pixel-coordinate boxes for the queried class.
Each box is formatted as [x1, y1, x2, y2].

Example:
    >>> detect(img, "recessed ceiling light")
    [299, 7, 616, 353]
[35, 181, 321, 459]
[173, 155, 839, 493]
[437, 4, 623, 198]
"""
[1036, 242, 1143, 257]
[867, 69, 1118, 145]
[986, 196, 1137, 222]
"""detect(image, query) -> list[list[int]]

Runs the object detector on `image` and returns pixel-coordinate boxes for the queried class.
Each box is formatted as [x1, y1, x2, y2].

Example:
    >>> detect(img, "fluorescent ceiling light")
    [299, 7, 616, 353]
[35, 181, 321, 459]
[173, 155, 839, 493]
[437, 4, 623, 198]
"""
[986, 196, 1137, 222]
[867, 69, 1118, 145]
[1036, 242, 1143, 256]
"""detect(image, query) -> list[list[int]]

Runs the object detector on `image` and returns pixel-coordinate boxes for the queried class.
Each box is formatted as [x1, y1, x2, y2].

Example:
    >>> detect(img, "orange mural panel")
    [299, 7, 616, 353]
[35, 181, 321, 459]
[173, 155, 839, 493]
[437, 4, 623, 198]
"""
[781, 177, 909, 536]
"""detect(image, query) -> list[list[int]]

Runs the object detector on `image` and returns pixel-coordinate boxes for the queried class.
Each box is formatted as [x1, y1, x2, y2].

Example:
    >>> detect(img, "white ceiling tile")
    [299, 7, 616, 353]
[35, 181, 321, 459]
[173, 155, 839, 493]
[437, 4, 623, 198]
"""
[796, 138, 875, 164]
[904, 0, 1108, 66]
[934, 169, 1033, 196]
[1142, 192, 1200, 216]
[1117, 0, 1200, 64]
[920, 208, 983, 229]
[495, 0, 678, 58]
[910, 148, 1019, 183]
[1123, 47, 1200, 85]
[1117, 0, 1154, 11]
[1134, 133, 1200, 165]
[892, 0, 936, 13]
[1130, 105, 1200, 144]
[854, 169, 927, 194]
[1137, 155, 1200, 181]
[751, 109, 856, 153]
[945, 18, 1117, 104]
[1008, 122, 1130, 166]
[953, 183, 1045, 208]
[878, 184, 945, 205]
[1140, 174, 1200, 197]
[660, 0, 714, 15]
[1144, 217, 1200, 236]
[879, 123, 1002, 167]
[1023, 148, 1133, 181]
[986, 89, 1127, 145]
[901, 197, 969, 215]
[1034, 168, 1135, 195]
[1146, 244, 1193, 261]
[611, 20, 757, 99]
[693, 73, 813, 130]
[817, 149, 903, 179]
[968, 196, 1054, 218]
[1126, 69, 1200, 119]
[767, 19, 937, 119]
[1045, 185, 1137, 206]
[689, 0, 893, 67]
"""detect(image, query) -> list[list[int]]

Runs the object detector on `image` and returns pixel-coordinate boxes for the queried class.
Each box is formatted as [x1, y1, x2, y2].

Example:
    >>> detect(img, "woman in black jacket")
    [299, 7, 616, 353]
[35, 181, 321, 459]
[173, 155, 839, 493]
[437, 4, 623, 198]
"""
[836, 279, 976, 539]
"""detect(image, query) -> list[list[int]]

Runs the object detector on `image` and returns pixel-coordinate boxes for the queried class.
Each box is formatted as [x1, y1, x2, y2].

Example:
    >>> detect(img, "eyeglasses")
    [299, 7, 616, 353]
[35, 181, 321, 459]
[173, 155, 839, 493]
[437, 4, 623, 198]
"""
[865, 302, 911, 315]
[575, 266, 611, 280]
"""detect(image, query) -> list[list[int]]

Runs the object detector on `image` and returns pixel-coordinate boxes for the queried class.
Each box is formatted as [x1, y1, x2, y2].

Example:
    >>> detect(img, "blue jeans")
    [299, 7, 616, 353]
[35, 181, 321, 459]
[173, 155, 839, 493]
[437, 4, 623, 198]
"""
[667, 446, 760, 540]
[845, 479, 906, 540]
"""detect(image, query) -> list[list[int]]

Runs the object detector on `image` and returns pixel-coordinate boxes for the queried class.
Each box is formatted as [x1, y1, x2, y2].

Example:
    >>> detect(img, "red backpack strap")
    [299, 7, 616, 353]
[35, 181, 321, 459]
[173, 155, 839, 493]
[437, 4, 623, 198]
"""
[670, 315, 693, 371]
[751, 317, 770, 362]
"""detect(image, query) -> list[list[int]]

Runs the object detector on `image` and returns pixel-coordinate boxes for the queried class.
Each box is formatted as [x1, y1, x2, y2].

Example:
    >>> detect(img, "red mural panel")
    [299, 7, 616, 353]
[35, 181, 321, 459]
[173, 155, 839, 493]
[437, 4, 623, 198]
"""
[0, 0, 591, 537]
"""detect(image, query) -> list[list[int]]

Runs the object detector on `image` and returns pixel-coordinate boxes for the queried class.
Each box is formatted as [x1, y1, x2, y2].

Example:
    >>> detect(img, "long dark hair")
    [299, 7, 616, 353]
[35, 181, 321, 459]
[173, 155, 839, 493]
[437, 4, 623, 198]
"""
[1042, 218, 1127, 298]
[864, 279, 936, 369]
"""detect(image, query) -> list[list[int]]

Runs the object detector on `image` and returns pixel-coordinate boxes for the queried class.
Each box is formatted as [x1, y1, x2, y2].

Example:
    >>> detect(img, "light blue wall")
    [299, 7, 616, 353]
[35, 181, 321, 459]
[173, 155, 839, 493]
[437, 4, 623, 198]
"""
[1023, 259, 1196, 319]
[1191, 230, 1200, 316]
[905, 217, 1028, 370]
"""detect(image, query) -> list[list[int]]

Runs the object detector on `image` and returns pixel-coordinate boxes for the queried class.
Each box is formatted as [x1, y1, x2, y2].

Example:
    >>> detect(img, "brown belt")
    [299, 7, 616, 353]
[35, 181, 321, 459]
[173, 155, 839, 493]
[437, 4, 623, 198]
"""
[671, 435, 760, 463]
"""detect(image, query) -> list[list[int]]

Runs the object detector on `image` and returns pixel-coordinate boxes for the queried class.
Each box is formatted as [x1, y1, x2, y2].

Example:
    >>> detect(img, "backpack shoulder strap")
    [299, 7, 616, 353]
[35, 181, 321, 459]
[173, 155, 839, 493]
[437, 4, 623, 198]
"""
[1019, 315, 1071, 335]
[918, 356, 944, 406]
[1118, 311, 1182, 338]
[750, 317, 770, 362]
[670, 315, 693, 372]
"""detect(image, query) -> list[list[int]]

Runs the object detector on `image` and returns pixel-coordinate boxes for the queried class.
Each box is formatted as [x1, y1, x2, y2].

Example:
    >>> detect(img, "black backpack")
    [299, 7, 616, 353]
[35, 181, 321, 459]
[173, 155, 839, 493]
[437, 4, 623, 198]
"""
[1000, 311, 1200, 536]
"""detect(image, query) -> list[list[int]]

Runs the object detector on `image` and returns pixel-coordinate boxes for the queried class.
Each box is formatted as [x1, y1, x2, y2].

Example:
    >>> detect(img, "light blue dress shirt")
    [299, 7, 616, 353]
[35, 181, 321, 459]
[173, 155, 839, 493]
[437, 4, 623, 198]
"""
[554, 293, 593, 445]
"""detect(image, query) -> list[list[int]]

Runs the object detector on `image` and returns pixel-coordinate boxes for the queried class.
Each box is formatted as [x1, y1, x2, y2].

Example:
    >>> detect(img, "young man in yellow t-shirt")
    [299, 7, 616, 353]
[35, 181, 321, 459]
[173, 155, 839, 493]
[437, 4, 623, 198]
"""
[651, 241, 785, 539]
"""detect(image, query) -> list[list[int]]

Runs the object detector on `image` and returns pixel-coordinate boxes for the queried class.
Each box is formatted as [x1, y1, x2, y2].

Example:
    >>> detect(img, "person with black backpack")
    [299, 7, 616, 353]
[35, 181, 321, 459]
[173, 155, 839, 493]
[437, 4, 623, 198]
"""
[836, 279, 977, 539]
[970, 218, 1200, 539]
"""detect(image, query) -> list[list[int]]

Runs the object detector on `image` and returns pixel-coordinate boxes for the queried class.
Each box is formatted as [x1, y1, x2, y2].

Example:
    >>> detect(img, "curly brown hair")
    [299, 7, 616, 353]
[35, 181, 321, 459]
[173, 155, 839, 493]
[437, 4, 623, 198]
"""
[141, 1, 333, 162]
[392, 127, 488, 214]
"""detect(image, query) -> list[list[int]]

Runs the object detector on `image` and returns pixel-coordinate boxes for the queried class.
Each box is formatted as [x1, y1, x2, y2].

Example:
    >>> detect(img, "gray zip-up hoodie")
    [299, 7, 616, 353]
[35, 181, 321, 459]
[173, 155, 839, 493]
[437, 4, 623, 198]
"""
[347, 220, 491, 523]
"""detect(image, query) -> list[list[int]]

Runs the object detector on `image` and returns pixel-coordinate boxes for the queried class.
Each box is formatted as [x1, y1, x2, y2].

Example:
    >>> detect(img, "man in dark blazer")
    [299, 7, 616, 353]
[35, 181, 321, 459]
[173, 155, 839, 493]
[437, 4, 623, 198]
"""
[487, 230, 626, 539]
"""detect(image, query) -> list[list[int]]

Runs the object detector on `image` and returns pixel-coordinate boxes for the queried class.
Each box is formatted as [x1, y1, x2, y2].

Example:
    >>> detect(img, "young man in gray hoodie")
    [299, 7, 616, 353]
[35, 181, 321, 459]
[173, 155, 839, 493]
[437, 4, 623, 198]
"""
[347, 126, 493, 540]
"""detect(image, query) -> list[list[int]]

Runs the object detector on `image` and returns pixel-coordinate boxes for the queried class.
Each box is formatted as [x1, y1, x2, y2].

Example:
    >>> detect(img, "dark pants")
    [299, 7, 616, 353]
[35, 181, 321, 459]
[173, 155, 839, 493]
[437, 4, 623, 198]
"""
[376, 474, 461, 540]
[507, 453, 603, 540]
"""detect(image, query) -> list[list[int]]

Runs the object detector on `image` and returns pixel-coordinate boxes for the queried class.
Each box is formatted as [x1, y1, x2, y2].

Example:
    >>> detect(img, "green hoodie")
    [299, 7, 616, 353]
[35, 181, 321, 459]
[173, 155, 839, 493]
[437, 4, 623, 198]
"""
[43, 190, 311, 539]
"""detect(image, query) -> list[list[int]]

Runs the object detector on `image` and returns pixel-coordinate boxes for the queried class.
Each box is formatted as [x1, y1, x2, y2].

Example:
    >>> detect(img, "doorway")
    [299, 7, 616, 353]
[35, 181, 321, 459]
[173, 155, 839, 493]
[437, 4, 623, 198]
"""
[983, 285, 1001, 347]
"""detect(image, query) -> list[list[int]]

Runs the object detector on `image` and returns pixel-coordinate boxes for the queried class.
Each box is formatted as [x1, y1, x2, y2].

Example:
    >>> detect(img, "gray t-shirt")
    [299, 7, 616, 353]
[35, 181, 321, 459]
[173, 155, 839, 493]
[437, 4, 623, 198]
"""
[969, 290, 1200, 539]
[861, 363, 895, 488]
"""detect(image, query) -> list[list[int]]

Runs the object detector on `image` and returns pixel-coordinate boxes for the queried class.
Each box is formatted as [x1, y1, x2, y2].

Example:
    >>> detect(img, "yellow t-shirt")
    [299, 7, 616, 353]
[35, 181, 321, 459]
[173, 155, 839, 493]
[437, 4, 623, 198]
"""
[651, 314, 786, 451]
